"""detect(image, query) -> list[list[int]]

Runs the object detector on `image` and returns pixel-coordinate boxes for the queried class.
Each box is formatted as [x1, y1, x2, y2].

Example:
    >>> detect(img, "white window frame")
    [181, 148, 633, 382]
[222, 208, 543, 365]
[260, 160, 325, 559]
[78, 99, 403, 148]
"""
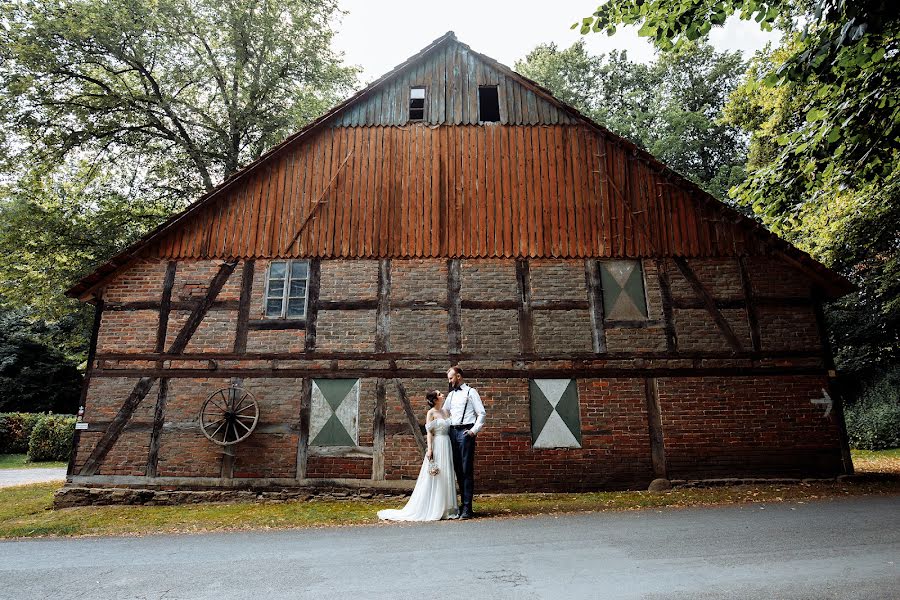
[263, 259, 310, 319]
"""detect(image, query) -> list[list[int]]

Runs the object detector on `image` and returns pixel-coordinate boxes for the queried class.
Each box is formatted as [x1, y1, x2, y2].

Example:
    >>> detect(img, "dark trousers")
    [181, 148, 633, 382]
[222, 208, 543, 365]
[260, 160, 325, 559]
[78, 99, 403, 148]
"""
[449, 426, 476, 512]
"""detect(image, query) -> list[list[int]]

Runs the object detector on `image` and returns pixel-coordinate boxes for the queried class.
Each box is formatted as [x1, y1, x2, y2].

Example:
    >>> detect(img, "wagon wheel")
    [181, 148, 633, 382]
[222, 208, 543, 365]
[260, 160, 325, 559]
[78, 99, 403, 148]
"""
[199, 386, 259, 446]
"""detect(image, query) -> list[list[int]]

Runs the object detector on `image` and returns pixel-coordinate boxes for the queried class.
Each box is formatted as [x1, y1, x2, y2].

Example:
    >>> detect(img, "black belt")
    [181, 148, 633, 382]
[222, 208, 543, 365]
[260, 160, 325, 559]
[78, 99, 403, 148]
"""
[450, 423, 474, 430]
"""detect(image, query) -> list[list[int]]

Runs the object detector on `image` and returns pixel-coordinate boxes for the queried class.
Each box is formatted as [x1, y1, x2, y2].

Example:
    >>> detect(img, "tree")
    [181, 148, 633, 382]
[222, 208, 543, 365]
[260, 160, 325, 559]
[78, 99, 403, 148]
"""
[516, 40, 748, 201]
[578, 0, 900, 383]
[0, 308, 83, 414]
[0, 0, 358, 354]
[1, 0, 358, 203]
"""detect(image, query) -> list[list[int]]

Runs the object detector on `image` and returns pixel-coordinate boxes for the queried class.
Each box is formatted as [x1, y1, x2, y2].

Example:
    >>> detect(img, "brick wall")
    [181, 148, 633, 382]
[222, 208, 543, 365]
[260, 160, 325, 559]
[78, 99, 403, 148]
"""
[75, 253, 842, 492]
[658, 376, 843, 478]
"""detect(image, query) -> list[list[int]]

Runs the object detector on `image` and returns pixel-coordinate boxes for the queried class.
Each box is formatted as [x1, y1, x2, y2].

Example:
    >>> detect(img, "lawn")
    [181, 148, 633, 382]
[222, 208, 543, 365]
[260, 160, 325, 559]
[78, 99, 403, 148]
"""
[0, 454, 67, 470]
[0, 449, 896, 539]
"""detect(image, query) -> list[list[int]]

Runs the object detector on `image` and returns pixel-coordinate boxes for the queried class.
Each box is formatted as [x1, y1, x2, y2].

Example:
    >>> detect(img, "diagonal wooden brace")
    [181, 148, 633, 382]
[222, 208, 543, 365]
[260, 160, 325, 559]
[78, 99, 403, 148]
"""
[79, 261, 238, 476]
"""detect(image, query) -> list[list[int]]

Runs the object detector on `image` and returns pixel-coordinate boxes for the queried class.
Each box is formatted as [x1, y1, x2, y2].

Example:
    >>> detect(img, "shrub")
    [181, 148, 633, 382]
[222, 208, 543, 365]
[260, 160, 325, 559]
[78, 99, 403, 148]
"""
[0, 412, 43, 454]
[845, 368, 900, 450]
[26, 414, 75, 462]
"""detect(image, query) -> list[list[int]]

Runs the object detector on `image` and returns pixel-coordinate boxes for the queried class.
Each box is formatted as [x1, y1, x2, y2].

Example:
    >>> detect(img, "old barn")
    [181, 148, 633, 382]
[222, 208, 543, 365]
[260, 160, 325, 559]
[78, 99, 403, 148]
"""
[61, 33, 854, 503]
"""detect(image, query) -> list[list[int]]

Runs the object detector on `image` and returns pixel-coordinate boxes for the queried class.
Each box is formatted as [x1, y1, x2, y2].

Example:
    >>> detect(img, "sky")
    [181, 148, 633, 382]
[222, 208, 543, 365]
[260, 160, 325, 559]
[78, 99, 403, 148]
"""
[332, 0, 782, 84]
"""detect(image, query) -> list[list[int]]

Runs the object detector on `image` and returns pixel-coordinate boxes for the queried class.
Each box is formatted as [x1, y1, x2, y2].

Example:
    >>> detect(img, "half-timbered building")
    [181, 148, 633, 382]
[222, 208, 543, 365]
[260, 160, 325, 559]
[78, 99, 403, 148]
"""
[61, 33, 854, 502]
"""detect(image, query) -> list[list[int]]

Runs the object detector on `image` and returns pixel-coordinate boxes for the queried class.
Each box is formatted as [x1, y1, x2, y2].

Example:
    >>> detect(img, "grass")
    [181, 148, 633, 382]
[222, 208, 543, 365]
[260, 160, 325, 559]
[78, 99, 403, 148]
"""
[851, 448, 900, 474]
[0, 449, 896, 539]
[0, 454, 67, 470]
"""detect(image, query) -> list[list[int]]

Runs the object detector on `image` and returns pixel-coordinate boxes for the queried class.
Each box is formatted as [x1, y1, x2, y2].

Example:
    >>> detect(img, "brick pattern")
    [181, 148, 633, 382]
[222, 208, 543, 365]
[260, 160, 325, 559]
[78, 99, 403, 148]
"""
[78, 253, 841, 491]
[391, 259, 447, 303]
[174, 260, 242, 302]
[658, 376, 842, 478]
[673, 308, 752, 352]
[102, 259, 169, 303]
[460, 260, 518, 300]
[533, 310, 593, 354]
[530, 260, 586, 301]
[746, 257, 814, 298]
[245, 329, 306, 353]
[758, 307, 821, 351]
[605, 327, 668, 352]
[97, 311, 160, 353]
[320, 260, 378, 301]
[668, 258, 744, 300]
[315, 310, 376, 351]
[461, 309, 519, 354]
[390, 308, 448, 353]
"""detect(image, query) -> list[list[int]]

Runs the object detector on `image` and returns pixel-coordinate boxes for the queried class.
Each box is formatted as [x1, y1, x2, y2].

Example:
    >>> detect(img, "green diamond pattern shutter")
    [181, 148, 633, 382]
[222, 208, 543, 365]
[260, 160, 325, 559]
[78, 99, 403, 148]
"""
[599, 260, 648, 320]
[530, 379, 582, 448]
[310, 379, 359, 446]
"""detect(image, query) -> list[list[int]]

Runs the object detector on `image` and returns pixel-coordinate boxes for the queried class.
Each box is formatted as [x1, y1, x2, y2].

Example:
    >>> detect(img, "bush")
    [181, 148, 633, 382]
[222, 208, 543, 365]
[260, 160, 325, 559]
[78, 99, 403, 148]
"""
[0, 412, 43, 453]
[845, 369, 900, 450]
[26, 414, 75, 462]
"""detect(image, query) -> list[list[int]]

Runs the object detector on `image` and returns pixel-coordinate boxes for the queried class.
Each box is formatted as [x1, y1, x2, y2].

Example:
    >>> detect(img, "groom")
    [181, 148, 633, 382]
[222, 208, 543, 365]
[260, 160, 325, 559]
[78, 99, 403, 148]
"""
[445, 366, 486, 519]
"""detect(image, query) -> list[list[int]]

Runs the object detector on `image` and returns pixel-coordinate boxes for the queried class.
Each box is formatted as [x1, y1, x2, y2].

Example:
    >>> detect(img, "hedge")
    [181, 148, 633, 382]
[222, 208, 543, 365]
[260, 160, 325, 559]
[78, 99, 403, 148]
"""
[0, 412, 76, 461]
[845, 369, 900, 450]
[0, 412, 43, 454]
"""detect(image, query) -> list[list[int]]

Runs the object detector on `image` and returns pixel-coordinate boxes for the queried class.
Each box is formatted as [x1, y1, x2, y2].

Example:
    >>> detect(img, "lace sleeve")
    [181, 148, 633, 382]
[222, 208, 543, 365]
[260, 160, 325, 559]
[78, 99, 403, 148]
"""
[425, 419, 436, 432]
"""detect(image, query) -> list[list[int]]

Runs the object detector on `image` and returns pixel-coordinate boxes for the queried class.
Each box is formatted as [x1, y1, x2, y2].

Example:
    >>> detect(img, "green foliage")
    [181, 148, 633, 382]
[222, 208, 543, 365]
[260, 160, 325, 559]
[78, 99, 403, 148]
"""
[580, 0, 900, 380]
[845, 369, 900, 450]
[0, 0, 358, 354]
[515, 40, 748, 201]
[27, 414, 76, 462]
[0, 413, 43, 454]
[0, 310, 83, 413]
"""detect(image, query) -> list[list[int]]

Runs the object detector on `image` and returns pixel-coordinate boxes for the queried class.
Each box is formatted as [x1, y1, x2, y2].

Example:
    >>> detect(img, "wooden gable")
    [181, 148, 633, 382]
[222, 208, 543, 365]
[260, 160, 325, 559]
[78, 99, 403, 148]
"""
[67, 32, 852, 300]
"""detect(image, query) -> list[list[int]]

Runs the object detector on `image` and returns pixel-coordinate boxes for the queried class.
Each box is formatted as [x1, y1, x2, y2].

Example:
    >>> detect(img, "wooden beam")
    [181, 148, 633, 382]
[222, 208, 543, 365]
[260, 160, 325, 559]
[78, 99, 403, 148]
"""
[673, 257, 742, 352]
[655, 258, 678, 353]
[95, 365, 831, 381]
[154, 261, 177, 353]
[145, 377, 168, 477]
[372, 378, 386, 480]
[375, 259, 391, 353]
[812, 291, 854, 475]
[304, 259, 321, 352]
[68, 299, 104, 478]
[248, 319, 307, 331]
[644, 377, 667, 479]
[233, 260, 255, 353]
[80, 261, 237, 476]
[738, 257, 762, 352]
[168, 261, 238, 354]
[516, 259, 534, 354]
[393, 379, 427, 454]
[80, 377, 157, 476]
[296, 377, 312, 479]
[95, 348, 823, 363]
[447, 259, 462, 358]
[585, 259, 608, 353]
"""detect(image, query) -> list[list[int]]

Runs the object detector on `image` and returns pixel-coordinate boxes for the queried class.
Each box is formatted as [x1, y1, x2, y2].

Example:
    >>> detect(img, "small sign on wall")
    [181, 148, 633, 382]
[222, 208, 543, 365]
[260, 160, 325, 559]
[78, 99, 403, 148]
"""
[75, 422, 89, 430]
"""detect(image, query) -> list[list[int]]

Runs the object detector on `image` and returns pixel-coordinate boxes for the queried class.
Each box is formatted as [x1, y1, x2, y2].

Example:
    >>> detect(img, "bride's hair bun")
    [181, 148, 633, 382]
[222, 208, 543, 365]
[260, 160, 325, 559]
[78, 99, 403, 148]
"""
[425, 390, 439, 408]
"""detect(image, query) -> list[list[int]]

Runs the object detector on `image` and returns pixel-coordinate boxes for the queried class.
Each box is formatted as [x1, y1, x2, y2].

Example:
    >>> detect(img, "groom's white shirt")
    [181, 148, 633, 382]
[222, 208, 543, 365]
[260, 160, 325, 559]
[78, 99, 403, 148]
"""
[445, 383, 486, 434]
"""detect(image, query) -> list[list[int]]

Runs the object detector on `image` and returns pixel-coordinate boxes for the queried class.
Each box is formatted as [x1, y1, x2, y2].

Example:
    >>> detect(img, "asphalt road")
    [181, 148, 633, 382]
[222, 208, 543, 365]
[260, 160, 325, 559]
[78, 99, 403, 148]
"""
[0, 468, 66, 488]
[1, 495, 897, 599]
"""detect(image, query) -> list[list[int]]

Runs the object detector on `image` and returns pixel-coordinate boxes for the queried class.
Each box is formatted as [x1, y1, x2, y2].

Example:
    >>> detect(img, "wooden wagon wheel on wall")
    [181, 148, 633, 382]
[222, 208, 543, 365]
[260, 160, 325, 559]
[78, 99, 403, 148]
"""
[199, 386, 259, 446]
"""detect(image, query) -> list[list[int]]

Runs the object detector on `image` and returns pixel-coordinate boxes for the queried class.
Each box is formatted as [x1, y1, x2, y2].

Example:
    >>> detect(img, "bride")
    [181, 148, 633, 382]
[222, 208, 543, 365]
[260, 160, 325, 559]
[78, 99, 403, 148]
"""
[378, 390, 458, 521]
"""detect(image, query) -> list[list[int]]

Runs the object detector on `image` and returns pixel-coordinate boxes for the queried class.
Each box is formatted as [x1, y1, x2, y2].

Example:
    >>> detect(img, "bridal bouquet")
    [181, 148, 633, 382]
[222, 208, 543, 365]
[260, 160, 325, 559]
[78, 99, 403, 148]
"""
[428, 460, 440, 476]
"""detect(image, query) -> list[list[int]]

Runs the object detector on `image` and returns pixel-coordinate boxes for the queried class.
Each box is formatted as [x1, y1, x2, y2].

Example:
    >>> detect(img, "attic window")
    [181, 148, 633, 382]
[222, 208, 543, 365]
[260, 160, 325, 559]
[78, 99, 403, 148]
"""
[409, 86, 426, 121]
[478, 86, 500, 122]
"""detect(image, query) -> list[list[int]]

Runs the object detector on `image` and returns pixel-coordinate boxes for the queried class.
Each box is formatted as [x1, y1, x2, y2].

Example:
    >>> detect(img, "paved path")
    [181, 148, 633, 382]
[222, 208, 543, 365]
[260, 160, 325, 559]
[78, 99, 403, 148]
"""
[0, 468, 66, 488]
[1, 495, 898, 599]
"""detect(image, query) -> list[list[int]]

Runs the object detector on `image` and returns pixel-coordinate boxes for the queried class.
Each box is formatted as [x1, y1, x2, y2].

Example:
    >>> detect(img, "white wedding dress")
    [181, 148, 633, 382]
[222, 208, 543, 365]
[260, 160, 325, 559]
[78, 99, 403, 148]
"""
[378, 417, 458, 521]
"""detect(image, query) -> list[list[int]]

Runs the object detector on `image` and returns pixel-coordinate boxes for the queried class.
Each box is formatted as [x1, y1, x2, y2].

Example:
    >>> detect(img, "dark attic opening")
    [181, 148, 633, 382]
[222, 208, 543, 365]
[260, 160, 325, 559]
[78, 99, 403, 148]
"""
[478, 85, 500, 122]
[409, 86, 425, 121]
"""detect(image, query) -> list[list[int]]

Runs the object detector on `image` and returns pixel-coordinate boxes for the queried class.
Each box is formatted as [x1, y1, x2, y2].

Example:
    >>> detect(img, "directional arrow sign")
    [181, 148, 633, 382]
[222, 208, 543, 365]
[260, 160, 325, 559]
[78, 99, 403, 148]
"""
[810, 389, 833, 417]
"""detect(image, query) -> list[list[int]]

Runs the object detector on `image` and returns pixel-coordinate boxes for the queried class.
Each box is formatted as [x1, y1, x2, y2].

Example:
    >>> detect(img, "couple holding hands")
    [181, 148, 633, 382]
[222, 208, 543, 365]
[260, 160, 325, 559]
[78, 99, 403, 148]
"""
[378, 366, 486, 522]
